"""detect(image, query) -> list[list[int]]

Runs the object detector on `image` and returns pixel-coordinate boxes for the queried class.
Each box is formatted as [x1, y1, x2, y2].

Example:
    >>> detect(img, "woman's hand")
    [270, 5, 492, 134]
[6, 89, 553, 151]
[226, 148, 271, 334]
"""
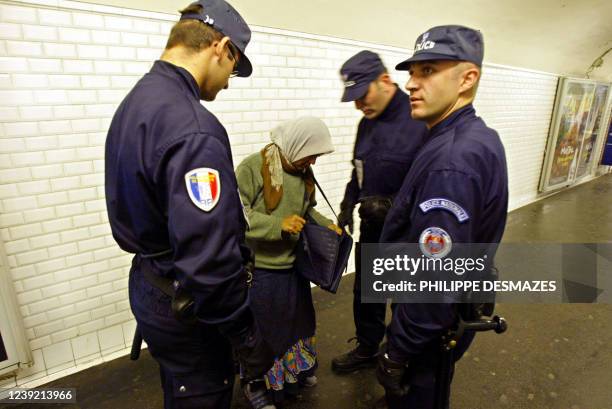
[282, 215, 306, 234]
[327, 224, 343, 235]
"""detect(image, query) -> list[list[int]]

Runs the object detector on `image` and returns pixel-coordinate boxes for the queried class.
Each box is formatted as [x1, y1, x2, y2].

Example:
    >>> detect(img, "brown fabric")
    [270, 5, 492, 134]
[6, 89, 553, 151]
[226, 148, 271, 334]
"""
[261, 143, 315, 213]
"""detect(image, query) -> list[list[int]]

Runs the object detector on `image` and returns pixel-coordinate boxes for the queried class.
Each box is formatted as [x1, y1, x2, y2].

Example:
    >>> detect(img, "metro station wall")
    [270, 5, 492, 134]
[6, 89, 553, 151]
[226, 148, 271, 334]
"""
[0, 0, 558, 387]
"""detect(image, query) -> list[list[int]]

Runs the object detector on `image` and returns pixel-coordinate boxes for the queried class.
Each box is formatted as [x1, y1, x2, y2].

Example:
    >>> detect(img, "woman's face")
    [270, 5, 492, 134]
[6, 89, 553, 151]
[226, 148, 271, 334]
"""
[292, 155, 319, 171]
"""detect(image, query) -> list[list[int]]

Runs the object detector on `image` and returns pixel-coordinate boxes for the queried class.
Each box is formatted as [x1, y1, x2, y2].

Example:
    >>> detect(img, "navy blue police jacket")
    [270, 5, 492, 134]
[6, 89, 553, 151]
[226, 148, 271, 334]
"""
[342, 86, 428, 208]
[105, 60, 251, 326]
[380, 104, 509, 362]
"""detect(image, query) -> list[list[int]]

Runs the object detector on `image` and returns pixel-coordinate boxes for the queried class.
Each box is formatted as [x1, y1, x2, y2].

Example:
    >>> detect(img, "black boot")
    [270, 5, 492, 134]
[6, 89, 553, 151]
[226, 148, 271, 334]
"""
[243, 379, 276, 409]
[331, 338, 379, 373]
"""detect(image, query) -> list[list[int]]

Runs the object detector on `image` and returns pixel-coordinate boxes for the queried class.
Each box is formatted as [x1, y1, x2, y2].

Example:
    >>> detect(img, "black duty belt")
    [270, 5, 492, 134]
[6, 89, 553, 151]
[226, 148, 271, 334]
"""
[131, 248, 193, 361]
[137, 248, 198, 328]
[138, 248, 176, 297]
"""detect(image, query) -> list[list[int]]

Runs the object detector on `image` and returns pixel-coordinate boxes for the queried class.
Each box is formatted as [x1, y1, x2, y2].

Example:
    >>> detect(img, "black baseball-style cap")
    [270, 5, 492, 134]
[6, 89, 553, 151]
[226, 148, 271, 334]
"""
[339, 50, 386, 102]
[180, 0, 253, 77]
[396, 25, 484, 71]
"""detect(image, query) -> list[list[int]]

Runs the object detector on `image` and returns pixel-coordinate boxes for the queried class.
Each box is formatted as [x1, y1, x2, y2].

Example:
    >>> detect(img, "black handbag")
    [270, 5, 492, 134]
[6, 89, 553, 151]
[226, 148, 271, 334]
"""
[294, 177, 353, 293]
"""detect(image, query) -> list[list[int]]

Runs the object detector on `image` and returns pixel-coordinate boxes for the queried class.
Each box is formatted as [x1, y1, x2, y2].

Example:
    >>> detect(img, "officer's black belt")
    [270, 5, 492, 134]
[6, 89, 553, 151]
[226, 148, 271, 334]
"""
[142, 268, 175, 297]
[140, 248, 172, 259]
[138, 249, 175, 297]
[137, 249, 197, 325]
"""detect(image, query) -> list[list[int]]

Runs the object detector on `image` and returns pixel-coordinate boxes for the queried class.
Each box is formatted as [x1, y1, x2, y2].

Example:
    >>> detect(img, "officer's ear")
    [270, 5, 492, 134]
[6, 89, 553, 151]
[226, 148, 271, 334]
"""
[458, 63, 480, 95]
[212, 36, 232, 61]
[377, 72, 393, 87]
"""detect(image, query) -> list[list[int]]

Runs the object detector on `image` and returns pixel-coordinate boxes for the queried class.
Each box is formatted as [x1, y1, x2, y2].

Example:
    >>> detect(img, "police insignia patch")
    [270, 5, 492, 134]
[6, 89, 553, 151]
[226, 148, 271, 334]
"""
[419, 227, 452, 258]
[185, 168, 221, 212]
[419, 198, 469, 223]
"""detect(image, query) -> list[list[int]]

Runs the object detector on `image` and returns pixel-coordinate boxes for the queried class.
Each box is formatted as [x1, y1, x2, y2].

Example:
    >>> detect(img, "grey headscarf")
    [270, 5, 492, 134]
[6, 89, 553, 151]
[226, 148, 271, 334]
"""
[264, 117, 334, 190]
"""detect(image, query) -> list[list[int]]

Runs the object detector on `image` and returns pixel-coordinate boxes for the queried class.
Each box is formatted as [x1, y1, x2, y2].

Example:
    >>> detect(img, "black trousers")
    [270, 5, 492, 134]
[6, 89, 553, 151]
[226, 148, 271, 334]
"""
[130, 269, 235, 409]
[353, 217, 387, 349]
[385, 324, 475, 409]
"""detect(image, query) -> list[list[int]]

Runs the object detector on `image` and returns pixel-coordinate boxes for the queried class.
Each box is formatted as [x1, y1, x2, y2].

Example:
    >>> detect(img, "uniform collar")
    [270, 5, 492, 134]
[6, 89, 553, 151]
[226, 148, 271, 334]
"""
[429, 103, 475, 137]
[377, 85, 407, 121]
[151, 60, 201, 100]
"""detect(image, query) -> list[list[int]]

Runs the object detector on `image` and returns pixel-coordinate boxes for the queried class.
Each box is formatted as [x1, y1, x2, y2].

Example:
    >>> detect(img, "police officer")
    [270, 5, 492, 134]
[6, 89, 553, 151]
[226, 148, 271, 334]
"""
[376, 26, 509, 408]
[332, 51, 428, 373]
[104, 1, 274, 408]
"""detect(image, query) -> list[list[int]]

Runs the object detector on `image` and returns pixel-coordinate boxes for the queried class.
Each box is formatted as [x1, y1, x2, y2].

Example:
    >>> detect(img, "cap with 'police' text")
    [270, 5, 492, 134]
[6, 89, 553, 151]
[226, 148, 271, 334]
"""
[339, 50, 386, 102]
[180, 0, 253, 77]
[396, 25, 484, 71]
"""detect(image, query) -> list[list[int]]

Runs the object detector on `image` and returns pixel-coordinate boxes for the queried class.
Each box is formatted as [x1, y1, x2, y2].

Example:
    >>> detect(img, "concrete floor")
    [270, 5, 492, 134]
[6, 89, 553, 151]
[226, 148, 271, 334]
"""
[5, 174, 612, 409]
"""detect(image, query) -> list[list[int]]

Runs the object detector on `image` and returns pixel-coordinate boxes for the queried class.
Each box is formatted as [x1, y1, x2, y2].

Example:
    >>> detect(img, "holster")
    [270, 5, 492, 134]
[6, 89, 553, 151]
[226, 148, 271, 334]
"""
[172, 285, 196, 325]
[458, 266, 498, 320]
[139, 255, 255, 325]
[140, 267, 197, 325]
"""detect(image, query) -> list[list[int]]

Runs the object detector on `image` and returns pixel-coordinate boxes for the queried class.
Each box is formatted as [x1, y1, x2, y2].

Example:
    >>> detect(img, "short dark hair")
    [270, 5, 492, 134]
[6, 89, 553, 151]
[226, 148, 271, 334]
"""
[165, 4, 224, 51]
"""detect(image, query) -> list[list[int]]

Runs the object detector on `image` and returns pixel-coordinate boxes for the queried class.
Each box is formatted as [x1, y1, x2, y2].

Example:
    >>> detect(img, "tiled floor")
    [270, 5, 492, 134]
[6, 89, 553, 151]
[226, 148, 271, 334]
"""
[6, 173, 612, 409]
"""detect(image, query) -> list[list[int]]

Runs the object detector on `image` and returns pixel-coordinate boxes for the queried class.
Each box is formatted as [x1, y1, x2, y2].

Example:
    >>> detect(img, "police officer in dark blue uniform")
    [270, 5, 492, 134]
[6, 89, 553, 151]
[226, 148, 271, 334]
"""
[332, 51, 428, 373]
[375, 26, 509, 408]
[105, 1, 274, 408]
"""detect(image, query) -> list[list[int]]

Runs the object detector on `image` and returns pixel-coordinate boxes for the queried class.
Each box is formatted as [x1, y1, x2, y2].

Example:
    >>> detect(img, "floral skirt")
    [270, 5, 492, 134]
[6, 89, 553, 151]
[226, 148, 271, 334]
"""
[265, 336, 317, 391]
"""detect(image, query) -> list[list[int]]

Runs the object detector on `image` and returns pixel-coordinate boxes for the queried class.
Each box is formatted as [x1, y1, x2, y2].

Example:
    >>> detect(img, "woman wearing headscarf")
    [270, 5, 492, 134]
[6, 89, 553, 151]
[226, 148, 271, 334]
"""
[236, 117, 341, 408]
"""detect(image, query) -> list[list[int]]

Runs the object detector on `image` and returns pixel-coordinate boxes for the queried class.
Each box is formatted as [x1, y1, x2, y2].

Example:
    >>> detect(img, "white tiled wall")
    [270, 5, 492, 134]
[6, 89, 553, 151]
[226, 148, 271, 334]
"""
[475, 68, 559, 208]
[1, 0, 562, 386]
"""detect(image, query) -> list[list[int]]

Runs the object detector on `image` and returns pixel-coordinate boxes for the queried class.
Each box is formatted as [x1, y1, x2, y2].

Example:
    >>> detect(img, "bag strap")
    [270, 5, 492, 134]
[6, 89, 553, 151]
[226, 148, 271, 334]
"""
[312, 176, 338, 220]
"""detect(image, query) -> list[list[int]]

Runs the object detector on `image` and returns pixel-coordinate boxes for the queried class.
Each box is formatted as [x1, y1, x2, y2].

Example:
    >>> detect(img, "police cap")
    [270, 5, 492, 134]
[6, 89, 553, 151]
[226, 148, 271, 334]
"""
[180, 0, 253, 77]
[396, 25, 484, 70]
[339, 50, 386, 102]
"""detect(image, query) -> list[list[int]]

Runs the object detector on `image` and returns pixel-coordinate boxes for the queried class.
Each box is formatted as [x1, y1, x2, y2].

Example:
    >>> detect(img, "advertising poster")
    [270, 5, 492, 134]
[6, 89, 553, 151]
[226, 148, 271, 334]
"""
[540, 78, 611, 191]
[548, 81, 594, 186]
[600, 107, 612, 165]
[0, 332, 7, 363]
[575, 84, 610, 178]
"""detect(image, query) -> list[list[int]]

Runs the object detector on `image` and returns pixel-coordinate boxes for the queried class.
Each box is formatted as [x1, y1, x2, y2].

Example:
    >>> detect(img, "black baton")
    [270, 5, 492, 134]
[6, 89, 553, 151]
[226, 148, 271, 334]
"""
[434, 316, 508, 409]
[130, 326, 143, 361]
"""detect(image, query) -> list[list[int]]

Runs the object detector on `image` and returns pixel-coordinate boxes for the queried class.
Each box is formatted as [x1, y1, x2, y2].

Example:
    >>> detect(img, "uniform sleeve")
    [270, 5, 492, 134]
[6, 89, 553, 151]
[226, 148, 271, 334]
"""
[341, 169, 360, 210]
[407, 169, 482, 242]
[341, 120, 365, 209]
[156, 133, 250, 326]
[235, 159, 284, 241]
[386, 169, 484, 361]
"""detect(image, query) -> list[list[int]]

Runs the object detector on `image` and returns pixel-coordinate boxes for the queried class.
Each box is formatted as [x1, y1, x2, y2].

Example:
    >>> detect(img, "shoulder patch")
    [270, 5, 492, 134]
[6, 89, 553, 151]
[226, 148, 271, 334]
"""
[419, 227, 452, 258]
[419, 198, 469, 223]
[185, 168, 221, 212]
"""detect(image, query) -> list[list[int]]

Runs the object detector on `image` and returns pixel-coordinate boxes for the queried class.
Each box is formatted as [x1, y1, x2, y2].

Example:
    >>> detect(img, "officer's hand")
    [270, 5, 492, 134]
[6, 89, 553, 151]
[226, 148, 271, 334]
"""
[376, 353, 410, 397]
[231, 324, 275, 382]
[337, 206, 354, 234]
[282, 215, 306, 234]
[327, 224, 343, 235]
[358, 197, 392, 223]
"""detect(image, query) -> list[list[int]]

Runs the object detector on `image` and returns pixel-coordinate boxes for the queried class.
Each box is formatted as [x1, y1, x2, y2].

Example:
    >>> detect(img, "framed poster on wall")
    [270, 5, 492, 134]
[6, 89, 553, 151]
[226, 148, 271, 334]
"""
[597, 104, 612, 166]
[575, 84, 611, 179]
[0, 258, 31, 376]
[0, 333, 8, 363]
[0, 299, 19, 375]
[539, 78, 611, 192]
